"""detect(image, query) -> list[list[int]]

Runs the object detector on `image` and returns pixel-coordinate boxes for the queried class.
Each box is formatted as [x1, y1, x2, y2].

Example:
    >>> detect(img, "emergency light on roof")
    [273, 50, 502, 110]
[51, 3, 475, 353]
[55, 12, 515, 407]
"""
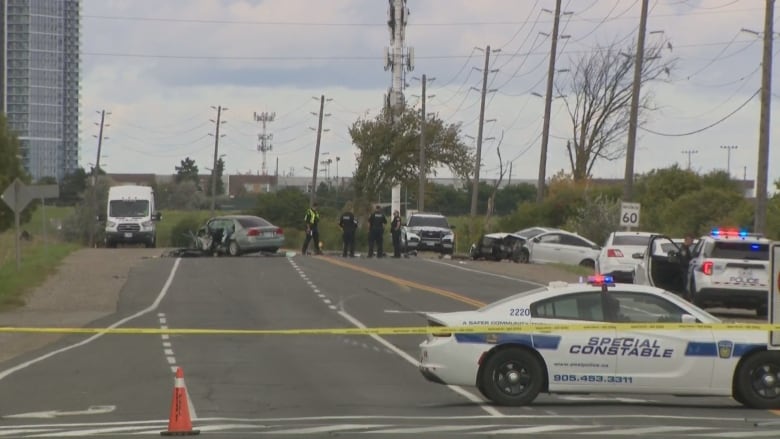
[710, 227, 748, 239]
[586, 275, 615, 286]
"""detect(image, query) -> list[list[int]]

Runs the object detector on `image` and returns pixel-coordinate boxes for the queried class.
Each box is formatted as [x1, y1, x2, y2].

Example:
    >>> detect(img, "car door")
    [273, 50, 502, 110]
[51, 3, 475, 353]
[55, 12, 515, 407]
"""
[529, 233, 563, 264]
[530, 291, 617, 391]
[560, 234, 598, 266]
[608, 290, 715, 392]
[644, 235, 687, 295]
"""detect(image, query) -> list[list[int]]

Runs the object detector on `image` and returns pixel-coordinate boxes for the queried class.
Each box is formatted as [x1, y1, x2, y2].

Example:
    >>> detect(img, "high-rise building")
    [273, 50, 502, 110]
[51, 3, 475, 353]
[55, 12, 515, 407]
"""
[1, 0, 80, 181]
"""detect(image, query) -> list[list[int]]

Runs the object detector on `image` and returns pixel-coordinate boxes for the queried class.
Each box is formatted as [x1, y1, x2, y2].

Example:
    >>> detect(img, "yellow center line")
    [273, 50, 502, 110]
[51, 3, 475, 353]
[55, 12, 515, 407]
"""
[317, 256, 486, 308]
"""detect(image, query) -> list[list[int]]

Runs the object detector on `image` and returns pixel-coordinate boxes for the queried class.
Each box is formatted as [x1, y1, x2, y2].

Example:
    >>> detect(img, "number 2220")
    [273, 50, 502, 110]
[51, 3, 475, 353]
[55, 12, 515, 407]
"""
[509, 308, 530, 317]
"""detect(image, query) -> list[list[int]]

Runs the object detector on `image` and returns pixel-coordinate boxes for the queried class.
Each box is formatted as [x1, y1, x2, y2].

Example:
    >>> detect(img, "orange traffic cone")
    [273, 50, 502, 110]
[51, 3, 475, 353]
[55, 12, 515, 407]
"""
[161, 367, 200, 436]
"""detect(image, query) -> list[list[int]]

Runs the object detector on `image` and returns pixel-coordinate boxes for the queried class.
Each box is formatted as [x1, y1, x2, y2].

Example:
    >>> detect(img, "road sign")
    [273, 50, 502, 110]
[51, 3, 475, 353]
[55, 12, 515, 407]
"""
[620, 202, 641, 228]
[770, 243, 780, 348]
[0, 179, 60, 271]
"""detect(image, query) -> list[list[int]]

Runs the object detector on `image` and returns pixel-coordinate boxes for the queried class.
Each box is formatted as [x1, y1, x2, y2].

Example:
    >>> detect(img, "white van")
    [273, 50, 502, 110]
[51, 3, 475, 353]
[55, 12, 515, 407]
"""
[104, 185, 161, 248]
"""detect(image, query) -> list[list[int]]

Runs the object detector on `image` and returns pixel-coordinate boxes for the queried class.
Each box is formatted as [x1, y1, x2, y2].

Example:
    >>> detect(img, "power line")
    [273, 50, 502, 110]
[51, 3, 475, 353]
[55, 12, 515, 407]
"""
[639, 88, 760, 137]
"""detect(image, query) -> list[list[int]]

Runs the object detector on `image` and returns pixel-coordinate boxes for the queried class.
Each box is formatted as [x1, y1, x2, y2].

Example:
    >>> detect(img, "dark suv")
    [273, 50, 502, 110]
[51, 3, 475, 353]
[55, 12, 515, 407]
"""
[402, 213, 455, 255]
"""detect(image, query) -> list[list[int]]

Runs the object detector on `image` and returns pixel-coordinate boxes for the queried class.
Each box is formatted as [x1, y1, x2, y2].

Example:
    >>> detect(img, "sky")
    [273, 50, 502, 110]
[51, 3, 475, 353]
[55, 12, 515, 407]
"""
[80, 0, 779, 191]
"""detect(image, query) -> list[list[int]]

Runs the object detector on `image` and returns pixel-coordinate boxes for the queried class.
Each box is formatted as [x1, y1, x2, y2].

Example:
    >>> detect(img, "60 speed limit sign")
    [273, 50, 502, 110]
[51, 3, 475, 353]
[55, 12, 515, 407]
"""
[620, 202, 641, 228]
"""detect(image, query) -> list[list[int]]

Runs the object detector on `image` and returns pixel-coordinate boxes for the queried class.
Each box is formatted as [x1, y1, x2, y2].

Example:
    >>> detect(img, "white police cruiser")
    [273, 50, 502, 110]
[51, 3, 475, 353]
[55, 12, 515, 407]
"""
[419, 275, 780, 408]
[686, 228, 771, 316]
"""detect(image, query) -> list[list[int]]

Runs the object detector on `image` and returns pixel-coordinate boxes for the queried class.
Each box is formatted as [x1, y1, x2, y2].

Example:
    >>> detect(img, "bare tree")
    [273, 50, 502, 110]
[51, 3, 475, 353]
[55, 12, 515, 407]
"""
[556, 39, 673, 180]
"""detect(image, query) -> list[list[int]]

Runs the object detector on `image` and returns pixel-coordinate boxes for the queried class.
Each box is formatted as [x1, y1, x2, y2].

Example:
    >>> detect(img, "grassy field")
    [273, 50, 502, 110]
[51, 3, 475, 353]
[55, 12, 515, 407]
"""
[0, 204, 78, 309]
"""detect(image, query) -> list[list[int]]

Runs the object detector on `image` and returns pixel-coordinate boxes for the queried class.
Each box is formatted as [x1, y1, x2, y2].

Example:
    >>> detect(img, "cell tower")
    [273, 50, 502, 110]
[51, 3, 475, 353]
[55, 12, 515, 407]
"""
[254, 111, 275, 175]
[384, 0, 414, 116]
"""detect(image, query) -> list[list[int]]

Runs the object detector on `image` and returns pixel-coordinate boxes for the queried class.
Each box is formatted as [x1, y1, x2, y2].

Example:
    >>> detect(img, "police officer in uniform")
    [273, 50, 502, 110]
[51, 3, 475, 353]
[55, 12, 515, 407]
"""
[339, 202, 358, 257]
[367, 205, 387, 258]
[391, 210, 403, 258]
[302, 202, 323, 255]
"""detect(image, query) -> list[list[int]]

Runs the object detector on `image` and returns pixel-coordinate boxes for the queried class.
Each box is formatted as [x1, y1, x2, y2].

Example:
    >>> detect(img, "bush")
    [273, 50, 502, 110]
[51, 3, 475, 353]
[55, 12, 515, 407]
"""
[169, 215, 205, 247]
[564, 194, 620, 245]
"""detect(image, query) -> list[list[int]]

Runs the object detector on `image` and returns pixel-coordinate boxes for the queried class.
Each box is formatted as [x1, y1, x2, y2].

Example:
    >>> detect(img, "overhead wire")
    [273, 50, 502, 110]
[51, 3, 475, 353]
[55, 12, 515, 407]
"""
[639, 88, 760, 137]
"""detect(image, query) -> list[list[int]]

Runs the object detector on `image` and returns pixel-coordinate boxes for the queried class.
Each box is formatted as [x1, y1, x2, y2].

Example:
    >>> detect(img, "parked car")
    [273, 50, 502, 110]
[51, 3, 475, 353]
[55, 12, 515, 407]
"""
[469, 232, 527, 262]
[402, 212, 455, 255]
[194, 215, 284, 256]
[525, 230, 600, 268]
[596, 231, 657, 283]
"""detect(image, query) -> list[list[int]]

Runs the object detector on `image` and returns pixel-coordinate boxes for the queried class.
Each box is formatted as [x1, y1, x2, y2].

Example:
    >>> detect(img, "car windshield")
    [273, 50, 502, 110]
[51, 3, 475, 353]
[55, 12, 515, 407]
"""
[712, 242, 769, 260]
[515, 228, 545, 238]
[109, 200, 149, 218]
[237, 217, 272, 228]
[408, 216, 449, 228]
[612, 235, 652, 246]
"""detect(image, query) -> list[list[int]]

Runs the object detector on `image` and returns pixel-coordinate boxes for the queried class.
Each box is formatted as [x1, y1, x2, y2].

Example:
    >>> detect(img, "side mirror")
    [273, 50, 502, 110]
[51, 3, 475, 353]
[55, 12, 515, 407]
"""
[681, 314, 697, 324]
[632, 252, 644, 259]
[533, 237, 541, 243]
[153, 212, 162, 221]
[96, 214, 106, 222]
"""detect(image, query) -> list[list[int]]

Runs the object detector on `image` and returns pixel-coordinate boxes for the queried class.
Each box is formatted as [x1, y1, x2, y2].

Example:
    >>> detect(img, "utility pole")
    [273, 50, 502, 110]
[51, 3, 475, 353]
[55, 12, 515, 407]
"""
[720, 145, 738, 176]
[754, 0, 774, 235]
[209, 105, 225, 215]
[418, 74, 427, 211]
[310, 95, 326, 207]
[89, 110, 108, 248]
[470, 45, 492, 217]
[254, 111, 275, 175]
[681, 149, 698, 170]
[622, 0, 650, 202]
[536, 0, 562, 203]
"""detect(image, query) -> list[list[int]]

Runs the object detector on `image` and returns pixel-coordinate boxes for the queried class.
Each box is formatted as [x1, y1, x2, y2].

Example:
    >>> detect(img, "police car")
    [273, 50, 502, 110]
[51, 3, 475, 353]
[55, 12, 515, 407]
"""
[685, 228, 771, 316]
[418, 276, 780, 408]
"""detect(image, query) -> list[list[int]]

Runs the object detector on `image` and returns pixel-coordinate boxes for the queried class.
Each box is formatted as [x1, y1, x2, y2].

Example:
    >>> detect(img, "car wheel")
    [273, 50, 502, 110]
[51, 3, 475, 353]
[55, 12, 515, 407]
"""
[480, 348, 544, 406]
[735, 351, 780, 409]
[146, 239, 156, 249]
[579, 259, 595, 270]
[228, 240, 241, 257]
[519, 249, 530, 264]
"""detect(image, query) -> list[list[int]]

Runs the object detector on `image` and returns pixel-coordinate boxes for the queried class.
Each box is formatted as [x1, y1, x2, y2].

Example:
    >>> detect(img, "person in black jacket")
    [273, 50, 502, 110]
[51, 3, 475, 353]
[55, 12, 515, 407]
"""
[367, 205, 387, 258]
[391, 210, 403, 258]
[339, 202, 358, 257]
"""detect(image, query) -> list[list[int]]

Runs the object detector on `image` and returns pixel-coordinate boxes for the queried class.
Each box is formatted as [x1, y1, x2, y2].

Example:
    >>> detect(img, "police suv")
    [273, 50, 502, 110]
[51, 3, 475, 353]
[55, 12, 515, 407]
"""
[418, 275, 780, 408]
[686, 228, 771, 316]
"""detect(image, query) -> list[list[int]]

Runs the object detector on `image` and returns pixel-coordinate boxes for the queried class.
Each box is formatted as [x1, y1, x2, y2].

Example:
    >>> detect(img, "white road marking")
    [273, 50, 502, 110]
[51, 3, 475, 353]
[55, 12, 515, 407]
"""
[698, 431, 780, 438]
[160, 325, 169, 330]
[328, 305, 338, 310]
[423, 259, 544, 286]
[162, 342, 171, 348]
[366, 424, 498, 434]
[313, 289, 320, 293]
[157, 313, 165, 318]
[264, 424, 389, 434]
[166, 357, 176, 365]
[317, 294, 325, 298]
[0, 429, 61, 436]
[336, 309, 503, 417]
[159, 318, 167, 324]
[24, 425, 160, 436]
[475, 424, 596, 434]
[5, 406, 116, 419]
[0, 258, 182, 382]
[323, 299, 332, 304]
[170, 366, 177, 373]
[161, 334, 169, 341]
[163, 349, 174, 356]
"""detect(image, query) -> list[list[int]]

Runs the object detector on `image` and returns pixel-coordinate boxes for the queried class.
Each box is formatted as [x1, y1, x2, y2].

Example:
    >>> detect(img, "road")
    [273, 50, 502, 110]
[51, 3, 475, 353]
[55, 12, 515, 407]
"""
[0, 253, 778, 438]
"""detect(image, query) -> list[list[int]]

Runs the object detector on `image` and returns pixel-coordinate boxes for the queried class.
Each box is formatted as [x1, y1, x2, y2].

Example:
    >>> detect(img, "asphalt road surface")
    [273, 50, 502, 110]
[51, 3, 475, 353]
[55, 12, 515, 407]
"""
[0, 253, 778, 438]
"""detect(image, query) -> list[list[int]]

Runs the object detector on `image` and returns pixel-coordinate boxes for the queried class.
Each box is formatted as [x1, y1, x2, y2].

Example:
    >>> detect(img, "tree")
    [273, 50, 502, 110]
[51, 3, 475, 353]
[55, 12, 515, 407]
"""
[350, 106, 474, 204]
[254, 188, 309, 229]
[175, 157, 200, 188]
[205, 157, 225, 196]
[58, 168, 88, 205]
[634, 165, 701, 231]
[0, 114, 32, 232]
[556, 39, 674, 180]
[156, 181, 206, 210]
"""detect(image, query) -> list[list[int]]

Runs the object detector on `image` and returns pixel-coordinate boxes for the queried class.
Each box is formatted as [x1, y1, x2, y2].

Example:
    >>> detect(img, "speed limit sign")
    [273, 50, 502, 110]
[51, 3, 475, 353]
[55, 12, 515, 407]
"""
[620, 202, 641, 228]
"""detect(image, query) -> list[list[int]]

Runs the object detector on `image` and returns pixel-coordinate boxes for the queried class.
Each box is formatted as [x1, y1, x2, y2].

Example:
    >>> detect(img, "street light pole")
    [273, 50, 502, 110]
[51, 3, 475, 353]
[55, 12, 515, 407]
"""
[720, 145, 738, 177]
[210, 105, 227, 215]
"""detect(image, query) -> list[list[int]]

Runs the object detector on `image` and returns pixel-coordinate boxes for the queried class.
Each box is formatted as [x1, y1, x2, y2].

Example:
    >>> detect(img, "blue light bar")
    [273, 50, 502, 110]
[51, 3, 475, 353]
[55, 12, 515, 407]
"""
[587, 275, 615, 286]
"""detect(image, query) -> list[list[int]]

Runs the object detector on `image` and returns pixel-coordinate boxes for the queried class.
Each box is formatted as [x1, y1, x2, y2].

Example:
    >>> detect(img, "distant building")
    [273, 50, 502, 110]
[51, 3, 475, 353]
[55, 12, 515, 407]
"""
[107, 173, 157, 187]
[0, 0, 81, 181]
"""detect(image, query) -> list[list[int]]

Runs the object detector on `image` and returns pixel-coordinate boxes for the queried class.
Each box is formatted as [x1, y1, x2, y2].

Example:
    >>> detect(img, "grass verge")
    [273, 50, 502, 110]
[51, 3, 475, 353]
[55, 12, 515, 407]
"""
[0, 241, 79, 310]
[550, 263, 597, 277]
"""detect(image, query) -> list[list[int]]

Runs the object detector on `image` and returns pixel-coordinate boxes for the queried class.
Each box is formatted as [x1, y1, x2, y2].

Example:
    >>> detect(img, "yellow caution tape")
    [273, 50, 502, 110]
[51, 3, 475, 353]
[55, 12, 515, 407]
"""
[0, 323, 778, 335]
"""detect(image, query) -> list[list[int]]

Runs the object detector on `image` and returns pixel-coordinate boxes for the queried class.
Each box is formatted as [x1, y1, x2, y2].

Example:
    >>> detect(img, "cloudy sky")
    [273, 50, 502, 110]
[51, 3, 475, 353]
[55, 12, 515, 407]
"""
[80, 0, 778, 190]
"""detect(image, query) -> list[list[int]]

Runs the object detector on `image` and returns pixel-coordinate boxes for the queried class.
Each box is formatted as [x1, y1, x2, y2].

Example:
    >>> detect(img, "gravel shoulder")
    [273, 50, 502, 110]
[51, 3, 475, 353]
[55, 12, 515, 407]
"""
[0, 247, 165, 364]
